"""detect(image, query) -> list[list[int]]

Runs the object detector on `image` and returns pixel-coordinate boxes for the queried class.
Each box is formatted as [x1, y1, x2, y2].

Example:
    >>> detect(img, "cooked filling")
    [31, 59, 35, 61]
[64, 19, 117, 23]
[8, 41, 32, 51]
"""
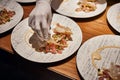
[98, 63, 120, 80]
[75, 0, 97, 12]
[91, 46, 120, 80]
[0, 8, 15, 25]
[39, 23, 72, 54]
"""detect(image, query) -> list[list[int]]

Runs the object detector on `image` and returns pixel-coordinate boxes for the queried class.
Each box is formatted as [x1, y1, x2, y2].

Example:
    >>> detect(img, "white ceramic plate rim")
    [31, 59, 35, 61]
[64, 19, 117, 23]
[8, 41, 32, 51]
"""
[0, 1, 23, 34]
[16, 0, 36, 3]
[76, 34, 120, 80]
[51, 0, 107, 18]
[107, 3, 120, 33]
[11, 13, 83, 63]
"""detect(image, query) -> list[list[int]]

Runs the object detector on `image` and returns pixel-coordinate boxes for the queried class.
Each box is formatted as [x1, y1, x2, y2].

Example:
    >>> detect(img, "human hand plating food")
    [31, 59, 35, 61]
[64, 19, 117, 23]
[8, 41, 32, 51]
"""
[29, 0, 52, 44]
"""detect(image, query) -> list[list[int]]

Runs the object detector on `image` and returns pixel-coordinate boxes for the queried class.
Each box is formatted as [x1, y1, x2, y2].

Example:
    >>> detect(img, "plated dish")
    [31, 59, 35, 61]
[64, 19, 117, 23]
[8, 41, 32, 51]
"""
[11, 14, 82, 63]
[38, 23, 73, 54]
[51, 0, 107, 18]
[0, 0, 23, 34]
[76, 35, 120, 80]
[107, 3, 120, 33]
[16, 0, 36, 3]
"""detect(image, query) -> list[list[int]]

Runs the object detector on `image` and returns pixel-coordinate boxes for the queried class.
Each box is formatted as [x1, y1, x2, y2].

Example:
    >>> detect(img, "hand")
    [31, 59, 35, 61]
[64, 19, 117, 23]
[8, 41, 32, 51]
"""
[29, 0, 52, 41]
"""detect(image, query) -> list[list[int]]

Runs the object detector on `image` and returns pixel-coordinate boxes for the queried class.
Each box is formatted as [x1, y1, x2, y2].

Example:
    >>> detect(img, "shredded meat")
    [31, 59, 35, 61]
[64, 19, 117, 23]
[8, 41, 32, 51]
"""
[0, 8, 15, 25]
[98, 63, 120, 80]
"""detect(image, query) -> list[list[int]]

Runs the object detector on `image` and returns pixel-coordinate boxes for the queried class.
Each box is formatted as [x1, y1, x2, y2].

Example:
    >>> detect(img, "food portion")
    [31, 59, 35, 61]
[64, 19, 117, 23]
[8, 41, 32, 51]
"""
[91, 49, 102, 69]
[91, 46, 120, 80]
[75, 0, 97, 12]
[39, 23, 72, 54]
[0, 8, 15, 25]
[98, 63, 120, 80]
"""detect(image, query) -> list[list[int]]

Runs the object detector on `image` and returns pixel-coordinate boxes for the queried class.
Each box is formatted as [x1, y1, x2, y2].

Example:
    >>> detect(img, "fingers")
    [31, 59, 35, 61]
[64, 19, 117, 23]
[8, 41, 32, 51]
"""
[35, 16, 44, 39]
[47, 10, 52, 26]
[42, 11, 52, 40]
[29, 15, 45, 42]
[28, 15, 35, 30]
[41, 16, 50, 40]
[28, 11, 52, 41]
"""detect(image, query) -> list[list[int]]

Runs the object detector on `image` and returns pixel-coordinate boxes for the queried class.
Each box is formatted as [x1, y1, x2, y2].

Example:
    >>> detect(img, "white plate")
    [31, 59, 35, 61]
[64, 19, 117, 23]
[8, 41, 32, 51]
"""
[76, 35, 120, 80]
[16, 0, 36, 3]
[107, 3, 120, 33]
[51, 0, 107, 18]
[11, 13, 82, 63]
[0, 0, 23, 34]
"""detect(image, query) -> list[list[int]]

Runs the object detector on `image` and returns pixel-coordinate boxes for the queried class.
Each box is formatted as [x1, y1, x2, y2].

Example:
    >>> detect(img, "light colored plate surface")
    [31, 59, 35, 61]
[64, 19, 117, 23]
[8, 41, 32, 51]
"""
[0, 0, 23, 34]
[51, 0, 107, 18]
[11, 13, 82, 63]
[107, 3, 120, 33]
[16, 0, 36, 3]
[76, 35, 120, 80]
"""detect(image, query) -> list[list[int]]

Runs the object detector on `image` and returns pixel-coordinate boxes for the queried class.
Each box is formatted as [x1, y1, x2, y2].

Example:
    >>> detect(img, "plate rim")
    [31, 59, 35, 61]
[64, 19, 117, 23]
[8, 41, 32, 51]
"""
[107, 2, 120, 33]
[16, 0, 36, 3]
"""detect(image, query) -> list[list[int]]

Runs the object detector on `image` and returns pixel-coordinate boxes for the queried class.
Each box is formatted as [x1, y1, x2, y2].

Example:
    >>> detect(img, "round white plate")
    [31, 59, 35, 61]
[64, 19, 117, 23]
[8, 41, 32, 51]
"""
[107, 3, 120, 33]
[51, 0, 107, 18]
[0, 0, 23, 34]
[11, 13, 82, 63]
[16, 0, 36, 3]
[76, 35, 120, 80]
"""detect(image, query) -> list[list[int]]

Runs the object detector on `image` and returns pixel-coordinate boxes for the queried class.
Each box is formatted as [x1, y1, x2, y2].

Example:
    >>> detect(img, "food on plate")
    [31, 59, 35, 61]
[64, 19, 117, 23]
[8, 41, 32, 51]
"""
[91, 49, 102, 69]
[98, 63, 120, 80]
[75, 0, 97, 12]
[39, 23, 73, 54]
[0, 8, 15, 25]
[91, 46, 120, 80]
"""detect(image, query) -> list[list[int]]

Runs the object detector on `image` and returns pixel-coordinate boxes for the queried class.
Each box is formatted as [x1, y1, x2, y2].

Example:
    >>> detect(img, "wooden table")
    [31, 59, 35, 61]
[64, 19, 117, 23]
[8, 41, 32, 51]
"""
[0, 1, 119, 80]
